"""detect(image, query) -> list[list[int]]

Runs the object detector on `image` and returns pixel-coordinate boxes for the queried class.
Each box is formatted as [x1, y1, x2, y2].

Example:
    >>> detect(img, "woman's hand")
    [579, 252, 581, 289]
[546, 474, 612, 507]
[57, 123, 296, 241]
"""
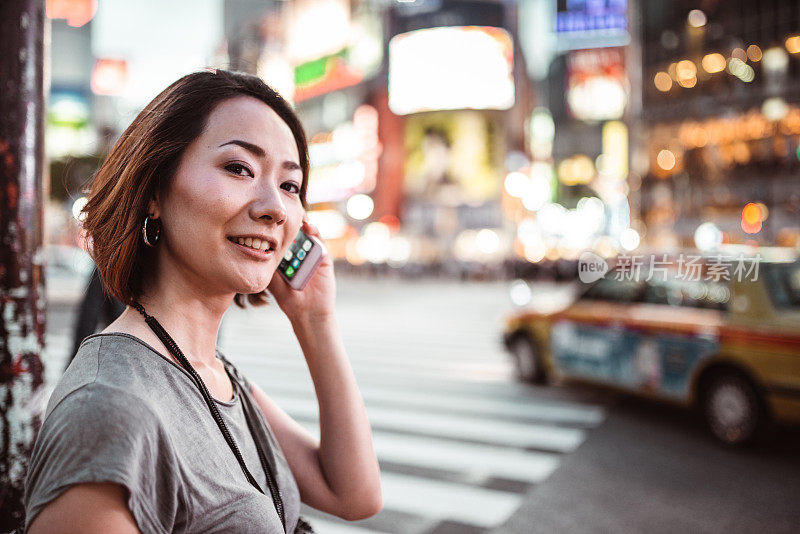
[267, 215, 336, 325]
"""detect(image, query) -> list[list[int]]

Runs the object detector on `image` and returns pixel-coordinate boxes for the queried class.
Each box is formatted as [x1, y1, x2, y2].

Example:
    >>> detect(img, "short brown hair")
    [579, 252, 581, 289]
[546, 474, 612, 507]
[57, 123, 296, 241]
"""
[80, 69, 309, 308]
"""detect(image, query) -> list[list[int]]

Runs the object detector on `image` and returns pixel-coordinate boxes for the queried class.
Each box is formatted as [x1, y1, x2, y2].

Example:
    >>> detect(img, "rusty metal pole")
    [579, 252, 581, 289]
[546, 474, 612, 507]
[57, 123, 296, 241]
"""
[0, 0, 47, 530]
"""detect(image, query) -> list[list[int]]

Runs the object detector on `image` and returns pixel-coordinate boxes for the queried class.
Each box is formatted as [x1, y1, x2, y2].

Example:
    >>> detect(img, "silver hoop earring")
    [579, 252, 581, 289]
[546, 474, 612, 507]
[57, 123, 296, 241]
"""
[142, 215, 161, 247]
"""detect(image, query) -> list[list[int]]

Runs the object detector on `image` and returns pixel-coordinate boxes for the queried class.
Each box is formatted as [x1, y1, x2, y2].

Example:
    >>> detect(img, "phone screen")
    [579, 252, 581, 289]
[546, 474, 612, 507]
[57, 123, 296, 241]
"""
[278, 230, 315, 279]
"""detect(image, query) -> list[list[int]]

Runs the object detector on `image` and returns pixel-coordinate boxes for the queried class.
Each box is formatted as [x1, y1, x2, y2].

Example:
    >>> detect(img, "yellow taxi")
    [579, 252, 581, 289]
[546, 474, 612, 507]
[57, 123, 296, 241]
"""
[502, 250, 800, 445]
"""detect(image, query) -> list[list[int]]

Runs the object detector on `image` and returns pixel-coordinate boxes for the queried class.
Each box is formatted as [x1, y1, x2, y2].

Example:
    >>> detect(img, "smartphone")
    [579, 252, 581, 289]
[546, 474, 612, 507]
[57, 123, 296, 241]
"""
[277, 229, 327, 290]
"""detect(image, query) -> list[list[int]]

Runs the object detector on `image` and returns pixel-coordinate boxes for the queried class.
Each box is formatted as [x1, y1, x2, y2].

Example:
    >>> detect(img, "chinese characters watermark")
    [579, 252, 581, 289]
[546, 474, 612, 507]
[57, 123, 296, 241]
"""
[578, 252, 762, 284]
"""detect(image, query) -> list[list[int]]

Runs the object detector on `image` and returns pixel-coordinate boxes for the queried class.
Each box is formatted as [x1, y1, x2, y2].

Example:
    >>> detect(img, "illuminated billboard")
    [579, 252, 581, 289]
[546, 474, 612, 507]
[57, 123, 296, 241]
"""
[388, 26, 514, 115]
[556, 0, 627, 35]
[404, 111, 502, 203]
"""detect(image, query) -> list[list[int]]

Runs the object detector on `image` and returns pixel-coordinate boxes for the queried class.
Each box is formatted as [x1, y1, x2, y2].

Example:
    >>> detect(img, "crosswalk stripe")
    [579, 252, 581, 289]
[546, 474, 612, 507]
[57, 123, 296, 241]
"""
[252, 383, 604, 427]
[293, 420, 561, 485]
[299, 517, 387, 534]
[371, 431, 560, 483]
[231, 358, 566, 401]
[375, 471, 521, 528]
[271, 397, 586, 452]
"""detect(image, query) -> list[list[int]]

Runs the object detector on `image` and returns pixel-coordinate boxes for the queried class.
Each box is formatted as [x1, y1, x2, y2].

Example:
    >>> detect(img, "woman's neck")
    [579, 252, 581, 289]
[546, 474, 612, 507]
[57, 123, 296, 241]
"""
[132, 270, 233, 370]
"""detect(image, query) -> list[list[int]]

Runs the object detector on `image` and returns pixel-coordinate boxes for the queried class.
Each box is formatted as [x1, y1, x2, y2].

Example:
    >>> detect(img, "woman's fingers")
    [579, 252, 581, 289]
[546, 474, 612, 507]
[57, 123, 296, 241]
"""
[302, 218, 321, 238]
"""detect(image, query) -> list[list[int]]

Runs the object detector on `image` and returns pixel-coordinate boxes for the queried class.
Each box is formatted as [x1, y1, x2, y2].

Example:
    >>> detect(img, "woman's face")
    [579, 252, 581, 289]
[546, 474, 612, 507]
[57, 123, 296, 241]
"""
[150, 95, 305, 297]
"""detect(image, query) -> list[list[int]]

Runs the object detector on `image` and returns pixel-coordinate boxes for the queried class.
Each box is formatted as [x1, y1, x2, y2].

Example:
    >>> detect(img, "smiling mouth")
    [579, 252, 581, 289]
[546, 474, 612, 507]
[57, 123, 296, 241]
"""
[226, 236, 274, 253]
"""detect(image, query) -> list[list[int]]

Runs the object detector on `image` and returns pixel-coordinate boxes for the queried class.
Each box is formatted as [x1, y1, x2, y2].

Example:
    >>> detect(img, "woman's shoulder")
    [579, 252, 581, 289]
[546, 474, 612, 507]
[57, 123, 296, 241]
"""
[50, 333, 172, 420]
[45, 379, 162, 434]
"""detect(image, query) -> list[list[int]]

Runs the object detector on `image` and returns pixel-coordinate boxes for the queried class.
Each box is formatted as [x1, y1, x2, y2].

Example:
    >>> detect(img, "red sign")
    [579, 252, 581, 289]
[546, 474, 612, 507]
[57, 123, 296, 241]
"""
[46, 0, 97, 27]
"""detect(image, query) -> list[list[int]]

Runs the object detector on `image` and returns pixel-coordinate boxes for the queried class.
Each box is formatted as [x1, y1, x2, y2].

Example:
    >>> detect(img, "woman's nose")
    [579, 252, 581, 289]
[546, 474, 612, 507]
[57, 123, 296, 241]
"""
[250, 185, 287, 224]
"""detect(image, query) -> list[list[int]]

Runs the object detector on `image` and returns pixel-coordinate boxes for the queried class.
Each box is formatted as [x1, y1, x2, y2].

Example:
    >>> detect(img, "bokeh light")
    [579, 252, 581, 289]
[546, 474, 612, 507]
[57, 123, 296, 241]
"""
[763, 46, 789, 72]
[504, 171, 529, 198]
[746, 44, 762, 62]
[731, 48, 747, 62]
[742, 202, 761, 225]
[654, 71, 672, 91]
[687, 9, 707, 28]
[71, 196, 88, 221]
[786, 35, 800, 54]
[509, 280, 532, 307]
[619, 228, 641, 251]
[346, 194, 374, 220]
[701, 53, 726, 73]
[476, 229, 500, 254]
[656, 149, 676, 171]
[694, 222, 723, 251]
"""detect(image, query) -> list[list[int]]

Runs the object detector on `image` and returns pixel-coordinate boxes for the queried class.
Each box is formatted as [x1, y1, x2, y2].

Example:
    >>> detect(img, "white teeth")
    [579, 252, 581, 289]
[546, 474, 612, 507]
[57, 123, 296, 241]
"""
[232, 236, 271, 252]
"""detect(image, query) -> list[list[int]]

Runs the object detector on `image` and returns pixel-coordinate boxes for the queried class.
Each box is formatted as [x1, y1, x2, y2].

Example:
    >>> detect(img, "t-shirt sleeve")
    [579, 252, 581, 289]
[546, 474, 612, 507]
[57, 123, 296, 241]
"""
[24, 383, 183, 534]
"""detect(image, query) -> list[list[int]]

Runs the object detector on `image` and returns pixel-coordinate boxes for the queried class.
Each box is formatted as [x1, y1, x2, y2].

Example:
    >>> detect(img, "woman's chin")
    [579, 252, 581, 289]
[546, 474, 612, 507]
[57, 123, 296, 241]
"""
[236, 284, 269, 296]
[235, 278, 273, 295]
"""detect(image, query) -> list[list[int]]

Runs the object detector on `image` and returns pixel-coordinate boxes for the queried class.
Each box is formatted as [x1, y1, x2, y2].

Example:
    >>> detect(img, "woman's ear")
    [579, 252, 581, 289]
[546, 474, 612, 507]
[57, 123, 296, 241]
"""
[147, 195, 160, 219]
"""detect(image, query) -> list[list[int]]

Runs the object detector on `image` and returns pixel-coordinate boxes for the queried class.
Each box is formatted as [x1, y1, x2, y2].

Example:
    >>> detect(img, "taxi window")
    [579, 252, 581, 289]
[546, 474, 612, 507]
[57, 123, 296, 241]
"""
[580, 276, 644, 303]
[643, 277, 729, 310]
[763, 262, 800, 309]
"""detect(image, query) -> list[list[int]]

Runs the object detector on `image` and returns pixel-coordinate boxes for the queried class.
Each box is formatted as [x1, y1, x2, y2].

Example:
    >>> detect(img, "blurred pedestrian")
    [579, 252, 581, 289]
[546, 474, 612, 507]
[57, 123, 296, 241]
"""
[24, 70, 381, 533]
[65, 265, 125, 372]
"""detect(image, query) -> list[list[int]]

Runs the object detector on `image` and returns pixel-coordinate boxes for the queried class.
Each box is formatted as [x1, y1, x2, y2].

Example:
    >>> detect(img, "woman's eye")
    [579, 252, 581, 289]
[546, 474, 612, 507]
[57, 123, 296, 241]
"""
[225, 163, 253, 177]
[282, 182, 301, 194]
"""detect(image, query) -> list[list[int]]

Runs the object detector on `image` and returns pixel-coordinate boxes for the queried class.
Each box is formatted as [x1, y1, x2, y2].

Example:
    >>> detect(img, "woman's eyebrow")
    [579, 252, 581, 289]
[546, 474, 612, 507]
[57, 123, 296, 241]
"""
[219, 139, 265, 157]
[283, 161, 301, 172]
[219, 139, 301, 171]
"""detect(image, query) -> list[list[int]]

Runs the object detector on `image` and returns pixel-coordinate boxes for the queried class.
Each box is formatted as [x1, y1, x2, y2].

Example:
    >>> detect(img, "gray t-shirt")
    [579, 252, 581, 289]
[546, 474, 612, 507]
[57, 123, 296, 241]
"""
[24, 332, 301, 533]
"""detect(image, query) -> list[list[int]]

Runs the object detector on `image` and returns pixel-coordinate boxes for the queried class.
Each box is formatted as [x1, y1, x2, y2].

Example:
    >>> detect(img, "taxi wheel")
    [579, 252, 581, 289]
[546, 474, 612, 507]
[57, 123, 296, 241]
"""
[701, 371, 762, 446]
[509, 335, 547, 384]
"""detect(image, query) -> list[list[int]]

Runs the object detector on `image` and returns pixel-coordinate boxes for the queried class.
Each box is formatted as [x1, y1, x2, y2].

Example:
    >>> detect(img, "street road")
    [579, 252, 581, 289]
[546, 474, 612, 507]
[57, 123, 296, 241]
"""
[43, 274, 800, 533]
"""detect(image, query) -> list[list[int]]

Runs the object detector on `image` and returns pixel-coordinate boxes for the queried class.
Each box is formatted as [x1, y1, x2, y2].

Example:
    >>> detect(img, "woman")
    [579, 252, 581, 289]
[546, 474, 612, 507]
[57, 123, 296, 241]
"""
[24, 70, 382, 533]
